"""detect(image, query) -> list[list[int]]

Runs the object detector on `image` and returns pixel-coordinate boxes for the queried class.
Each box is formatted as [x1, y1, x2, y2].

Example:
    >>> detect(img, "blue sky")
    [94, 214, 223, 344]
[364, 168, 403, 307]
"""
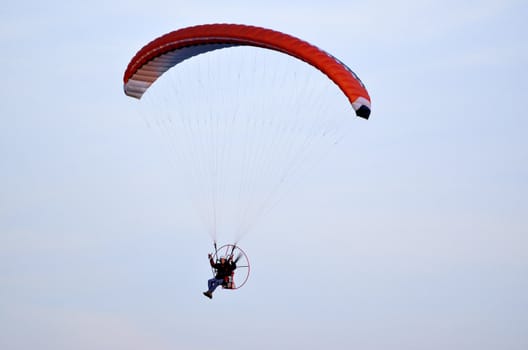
[1, 1, 527, 349]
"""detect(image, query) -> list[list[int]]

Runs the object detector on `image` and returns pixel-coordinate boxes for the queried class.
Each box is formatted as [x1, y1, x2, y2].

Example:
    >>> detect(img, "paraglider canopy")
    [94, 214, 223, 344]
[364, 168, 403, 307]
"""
[123, 23, 371, 118]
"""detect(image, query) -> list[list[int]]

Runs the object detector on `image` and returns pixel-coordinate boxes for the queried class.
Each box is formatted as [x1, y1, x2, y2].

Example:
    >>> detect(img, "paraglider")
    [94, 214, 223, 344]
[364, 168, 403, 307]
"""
[123, 23, 371, 296]
[203, 254, 234, 299]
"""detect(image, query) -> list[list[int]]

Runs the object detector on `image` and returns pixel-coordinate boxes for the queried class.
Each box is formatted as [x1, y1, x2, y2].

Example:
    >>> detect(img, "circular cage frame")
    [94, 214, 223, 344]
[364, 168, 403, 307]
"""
[211, 244, 250, 290]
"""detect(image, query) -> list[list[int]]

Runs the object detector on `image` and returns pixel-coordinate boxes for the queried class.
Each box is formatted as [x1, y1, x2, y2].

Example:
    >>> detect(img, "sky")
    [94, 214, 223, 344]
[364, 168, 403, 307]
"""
[1, 0, 527, 349]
